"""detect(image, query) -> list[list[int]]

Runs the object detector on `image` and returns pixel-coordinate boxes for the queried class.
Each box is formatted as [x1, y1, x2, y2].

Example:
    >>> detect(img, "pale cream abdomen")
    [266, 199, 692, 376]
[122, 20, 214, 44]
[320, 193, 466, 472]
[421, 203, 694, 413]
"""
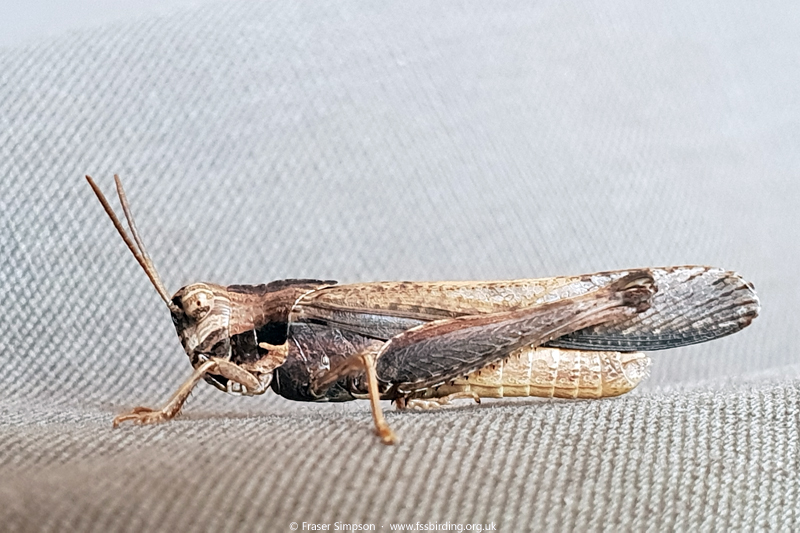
[424, 347, 651, 400]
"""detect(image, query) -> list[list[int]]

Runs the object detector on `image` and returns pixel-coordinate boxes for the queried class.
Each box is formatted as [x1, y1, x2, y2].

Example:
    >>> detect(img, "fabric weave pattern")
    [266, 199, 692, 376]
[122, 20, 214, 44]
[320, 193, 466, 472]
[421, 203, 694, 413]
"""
[2, 1, 798, 530]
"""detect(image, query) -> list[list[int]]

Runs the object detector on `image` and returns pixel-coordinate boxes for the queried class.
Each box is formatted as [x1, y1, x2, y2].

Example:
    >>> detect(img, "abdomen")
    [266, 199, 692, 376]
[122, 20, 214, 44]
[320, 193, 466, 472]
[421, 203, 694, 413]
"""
[419, 347, 651, 399]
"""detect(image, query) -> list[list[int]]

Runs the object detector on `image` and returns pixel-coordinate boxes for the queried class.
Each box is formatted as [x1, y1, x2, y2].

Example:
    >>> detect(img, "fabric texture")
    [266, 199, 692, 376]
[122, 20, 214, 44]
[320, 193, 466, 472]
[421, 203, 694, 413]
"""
[2, 1, 798, 530]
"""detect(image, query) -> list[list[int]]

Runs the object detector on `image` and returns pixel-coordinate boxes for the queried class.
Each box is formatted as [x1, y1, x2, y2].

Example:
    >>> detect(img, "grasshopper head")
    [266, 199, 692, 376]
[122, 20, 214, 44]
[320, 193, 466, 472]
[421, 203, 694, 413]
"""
[170, 282, 232, 364]
[169, 282, 269, 393]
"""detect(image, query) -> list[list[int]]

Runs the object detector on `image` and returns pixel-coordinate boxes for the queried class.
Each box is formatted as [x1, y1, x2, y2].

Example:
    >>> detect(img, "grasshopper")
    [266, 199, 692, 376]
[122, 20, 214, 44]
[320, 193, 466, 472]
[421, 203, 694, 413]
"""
[87, 175, 760, 444]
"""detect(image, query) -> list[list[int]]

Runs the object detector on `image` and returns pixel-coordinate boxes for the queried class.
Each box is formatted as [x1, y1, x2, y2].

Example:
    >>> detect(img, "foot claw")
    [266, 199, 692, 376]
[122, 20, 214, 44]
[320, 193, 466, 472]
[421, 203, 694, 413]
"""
[405, 398, 442, 410]
[112, 407, 170, 428]
[378, 427, 397, 445]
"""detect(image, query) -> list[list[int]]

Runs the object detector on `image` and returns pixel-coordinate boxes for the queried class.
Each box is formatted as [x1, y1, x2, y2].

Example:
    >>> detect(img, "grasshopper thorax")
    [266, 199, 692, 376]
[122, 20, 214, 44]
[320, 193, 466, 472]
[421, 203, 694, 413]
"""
[169, 280, 331, 394]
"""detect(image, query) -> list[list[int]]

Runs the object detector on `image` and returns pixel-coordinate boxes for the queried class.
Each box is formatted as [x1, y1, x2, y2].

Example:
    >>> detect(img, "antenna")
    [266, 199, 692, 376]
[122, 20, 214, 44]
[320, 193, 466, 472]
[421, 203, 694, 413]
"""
[86, 175, 181, 315]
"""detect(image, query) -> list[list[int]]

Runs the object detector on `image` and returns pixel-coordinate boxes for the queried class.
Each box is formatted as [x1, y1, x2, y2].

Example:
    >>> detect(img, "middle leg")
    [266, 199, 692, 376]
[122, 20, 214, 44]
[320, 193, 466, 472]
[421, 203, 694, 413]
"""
[309, 340, 397, 445]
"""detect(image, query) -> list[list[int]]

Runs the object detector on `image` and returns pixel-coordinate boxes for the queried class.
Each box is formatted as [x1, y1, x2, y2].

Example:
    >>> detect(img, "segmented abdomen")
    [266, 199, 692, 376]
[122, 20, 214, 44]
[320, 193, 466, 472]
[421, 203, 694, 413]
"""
[422, 347, 651, 399]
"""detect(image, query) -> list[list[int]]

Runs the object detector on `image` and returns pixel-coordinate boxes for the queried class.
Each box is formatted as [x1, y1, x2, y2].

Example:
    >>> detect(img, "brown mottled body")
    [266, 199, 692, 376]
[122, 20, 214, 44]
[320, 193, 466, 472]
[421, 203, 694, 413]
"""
[86, 175, 761, 445]
[275, 271, 656, 403]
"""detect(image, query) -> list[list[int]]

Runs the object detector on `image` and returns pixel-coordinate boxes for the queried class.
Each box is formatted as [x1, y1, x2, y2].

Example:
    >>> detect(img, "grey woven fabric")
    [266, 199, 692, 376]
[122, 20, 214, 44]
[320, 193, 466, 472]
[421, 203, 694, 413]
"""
[2, 1, 799, 531]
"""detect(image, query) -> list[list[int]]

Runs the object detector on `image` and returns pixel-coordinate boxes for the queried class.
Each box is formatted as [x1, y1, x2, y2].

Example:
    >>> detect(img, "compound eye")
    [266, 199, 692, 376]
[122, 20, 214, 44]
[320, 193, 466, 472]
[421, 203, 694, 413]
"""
[182, 288, 215, 321]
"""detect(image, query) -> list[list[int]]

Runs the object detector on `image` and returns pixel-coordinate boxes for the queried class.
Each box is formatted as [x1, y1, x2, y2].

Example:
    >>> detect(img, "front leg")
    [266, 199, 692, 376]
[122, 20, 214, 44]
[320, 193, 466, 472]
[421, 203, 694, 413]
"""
[113, 358, 261, 427]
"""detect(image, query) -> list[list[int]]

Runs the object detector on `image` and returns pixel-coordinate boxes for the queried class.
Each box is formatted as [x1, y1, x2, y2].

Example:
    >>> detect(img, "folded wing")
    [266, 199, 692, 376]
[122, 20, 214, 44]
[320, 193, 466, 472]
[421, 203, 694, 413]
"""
[291, 266, 759, 353]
